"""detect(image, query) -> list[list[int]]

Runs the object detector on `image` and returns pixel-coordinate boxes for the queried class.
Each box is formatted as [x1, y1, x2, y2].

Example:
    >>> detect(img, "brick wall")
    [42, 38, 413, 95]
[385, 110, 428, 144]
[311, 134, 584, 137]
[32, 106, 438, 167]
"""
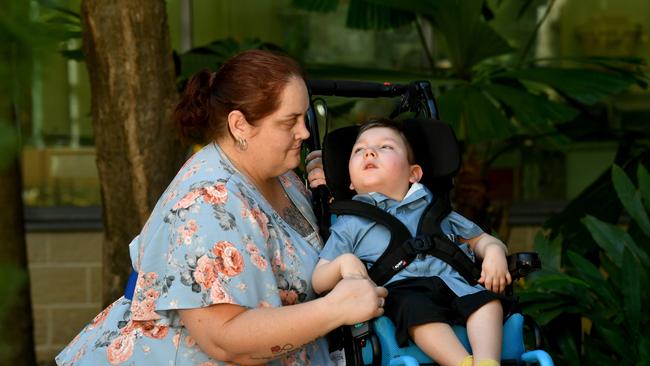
[26, 232, 103, 365]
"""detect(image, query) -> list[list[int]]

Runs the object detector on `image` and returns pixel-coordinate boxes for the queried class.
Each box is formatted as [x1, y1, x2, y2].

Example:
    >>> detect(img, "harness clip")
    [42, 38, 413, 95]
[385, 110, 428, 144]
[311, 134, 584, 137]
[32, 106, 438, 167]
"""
[405, 235, 433, 253]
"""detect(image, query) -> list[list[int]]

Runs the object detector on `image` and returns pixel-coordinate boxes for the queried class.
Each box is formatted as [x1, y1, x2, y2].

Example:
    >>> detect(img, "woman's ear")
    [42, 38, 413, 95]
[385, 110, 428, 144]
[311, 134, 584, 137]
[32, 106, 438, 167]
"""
[227, 110, 248, 139]
[409, 164, 423, 184]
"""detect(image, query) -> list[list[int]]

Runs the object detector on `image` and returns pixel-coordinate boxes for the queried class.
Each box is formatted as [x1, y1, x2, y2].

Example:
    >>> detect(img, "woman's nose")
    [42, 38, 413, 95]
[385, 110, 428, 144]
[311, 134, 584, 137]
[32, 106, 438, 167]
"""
[295, 120, 310, 140]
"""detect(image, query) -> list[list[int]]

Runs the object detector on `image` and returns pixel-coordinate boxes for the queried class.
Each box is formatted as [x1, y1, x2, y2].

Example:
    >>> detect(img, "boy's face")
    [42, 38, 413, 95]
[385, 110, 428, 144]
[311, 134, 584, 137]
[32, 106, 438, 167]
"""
[348, 126, 422, 201]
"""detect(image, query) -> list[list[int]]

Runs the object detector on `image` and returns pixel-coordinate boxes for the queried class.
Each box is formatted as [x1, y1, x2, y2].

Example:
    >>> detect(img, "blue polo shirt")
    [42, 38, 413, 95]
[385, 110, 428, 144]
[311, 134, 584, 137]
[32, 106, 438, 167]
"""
[319, 183, 486, 295]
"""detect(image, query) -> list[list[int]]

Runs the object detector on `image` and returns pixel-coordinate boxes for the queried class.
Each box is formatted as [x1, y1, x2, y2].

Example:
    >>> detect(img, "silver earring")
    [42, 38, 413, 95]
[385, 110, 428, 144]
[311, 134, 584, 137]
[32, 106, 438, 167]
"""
[237, 137, 248, 151]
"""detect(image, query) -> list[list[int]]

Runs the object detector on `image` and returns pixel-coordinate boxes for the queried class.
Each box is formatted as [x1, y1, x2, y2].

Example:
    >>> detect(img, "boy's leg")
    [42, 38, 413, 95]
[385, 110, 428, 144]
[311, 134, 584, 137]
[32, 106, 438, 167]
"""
[409, 322, 469, 366]
[466, 299, 503, 364]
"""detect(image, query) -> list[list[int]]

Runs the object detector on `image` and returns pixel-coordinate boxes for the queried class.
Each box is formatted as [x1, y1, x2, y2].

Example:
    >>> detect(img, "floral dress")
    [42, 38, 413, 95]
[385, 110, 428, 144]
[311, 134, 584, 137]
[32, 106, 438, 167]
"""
[55, 143, 332, 366]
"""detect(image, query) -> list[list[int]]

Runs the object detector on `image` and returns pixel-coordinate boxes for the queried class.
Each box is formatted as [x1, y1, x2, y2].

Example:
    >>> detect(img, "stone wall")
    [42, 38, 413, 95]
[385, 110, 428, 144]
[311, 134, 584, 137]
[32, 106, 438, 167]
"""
[26, 232, 103, 365]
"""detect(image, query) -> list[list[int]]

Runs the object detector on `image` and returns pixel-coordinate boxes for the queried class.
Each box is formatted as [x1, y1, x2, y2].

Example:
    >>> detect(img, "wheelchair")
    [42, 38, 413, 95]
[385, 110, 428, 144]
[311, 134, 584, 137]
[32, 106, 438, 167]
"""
[303, 80, 554, 366]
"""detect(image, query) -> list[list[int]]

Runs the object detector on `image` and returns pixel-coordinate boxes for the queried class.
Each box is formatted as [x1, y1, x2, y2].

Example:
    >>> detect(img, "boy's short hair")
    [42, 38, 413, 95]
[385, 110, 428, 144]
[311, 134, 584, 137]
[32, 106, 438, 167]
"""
[356, 118, 416, 164]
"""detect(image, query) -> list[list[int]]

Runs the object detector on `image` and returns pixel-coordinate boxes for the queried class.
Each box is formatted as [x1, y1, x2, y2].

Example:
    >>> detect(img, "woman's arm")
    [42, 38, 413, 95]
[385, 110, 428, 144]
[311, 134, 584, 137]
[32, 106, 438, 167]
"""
[180, 277, 386, 364]
[312, 254, 369, 294]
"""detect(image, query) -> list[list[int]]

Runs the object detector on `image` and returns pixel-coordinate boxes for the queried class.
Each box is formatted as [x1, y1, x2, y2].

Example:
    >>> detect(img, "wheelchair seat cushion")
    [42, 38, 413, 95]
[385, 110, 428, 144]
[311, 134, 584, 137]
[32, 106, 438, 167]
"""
[365, 313, 526, 365]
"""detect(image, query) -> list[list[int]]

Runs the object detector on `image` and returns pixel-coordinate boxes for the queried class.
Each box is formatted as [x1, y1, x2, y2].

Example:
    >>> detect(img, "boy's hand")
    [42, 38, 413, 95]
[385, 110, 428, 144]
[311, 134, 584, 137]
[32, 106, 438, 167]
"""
[305, 150, 326, 188]
[337, 253, 369, 280]
[478, 244, 512, 293]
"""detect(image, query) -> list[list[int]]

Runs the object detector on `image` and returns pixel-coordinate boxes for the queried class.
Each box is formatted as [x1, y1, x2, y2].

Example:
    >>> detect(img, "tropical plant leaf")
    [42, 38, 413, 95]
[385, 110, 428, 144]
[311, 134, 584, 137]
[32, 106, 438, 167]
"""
[638, 164, 650, 212]
[497, 67, 640, 105]
[532, 232, 561, 271]
[595, 323, 631, 360]
[343, 0, 513, 74]
[291, 0, 339, 12]
[535, 308, 568, 326]
[346, 0, 415, 30]
[177, 38, 285, 82]
[566, 251, 618, 308]
[554, 325, 581, 365]
[525, 272, 590, 293]
[451, 85, 514, 143]
[621, 248, 641, 335]
[437, 85, 467, 134]
[582, 215, 626, 266]
[422, 0, 513, 76]
[484, 83, 578, 135]
[612, 164, 650, 237]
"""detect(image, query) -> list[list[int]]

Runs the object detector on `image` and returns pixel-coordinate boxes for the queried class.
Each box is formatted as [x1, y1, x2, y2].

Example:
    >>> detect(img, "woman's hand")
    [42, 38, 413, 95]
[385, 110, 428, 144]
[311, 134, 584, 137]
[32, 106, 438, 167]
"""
[305, 150, 326, 188]
[325, 277, 387, 325]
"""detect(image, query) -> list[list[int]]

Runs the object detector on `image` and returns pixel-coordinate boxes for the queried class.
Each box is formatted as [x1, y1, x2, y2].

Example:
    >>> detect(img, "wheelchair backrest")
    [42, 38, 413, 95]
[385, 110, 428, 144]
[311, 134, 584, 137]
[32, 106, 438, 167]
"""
[322, 119, 461, 200]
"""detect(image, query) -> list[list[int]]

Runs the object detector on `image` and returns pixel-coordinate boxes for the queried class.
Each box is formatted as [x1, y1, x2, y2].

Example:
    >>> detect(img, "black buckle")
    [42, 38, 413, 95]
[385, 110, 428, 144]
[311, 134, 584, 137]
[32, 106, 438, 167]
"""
[405, 235, 433, 253]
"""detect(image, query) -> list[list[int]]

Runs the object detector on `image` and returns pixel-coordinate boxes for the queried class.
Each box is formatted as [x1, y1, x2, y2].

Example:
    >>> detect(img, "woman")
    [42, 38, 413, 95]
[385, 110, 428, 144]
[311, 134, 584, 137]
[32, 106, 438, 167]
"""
[56, 50, 387, 366]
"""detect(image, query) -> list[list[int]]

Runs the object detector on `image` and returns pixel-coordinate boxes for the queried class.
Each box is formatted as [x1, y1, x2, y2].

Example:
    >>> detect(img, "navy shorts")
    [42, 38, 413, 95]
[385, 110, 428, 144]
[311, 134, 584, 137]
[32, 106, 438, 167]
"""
[384, 276, 515, 346]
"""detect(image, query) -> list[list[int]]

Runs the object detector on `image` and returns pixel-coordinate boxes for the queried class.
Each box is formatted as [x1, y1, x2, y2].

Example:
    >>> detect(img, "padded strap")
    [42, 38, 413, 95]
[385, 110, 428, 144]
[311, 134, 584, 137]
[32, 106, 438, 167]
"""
[331, 200, 413, 285]
[419, 196, 481, 284]
[330, 197, 481, 286]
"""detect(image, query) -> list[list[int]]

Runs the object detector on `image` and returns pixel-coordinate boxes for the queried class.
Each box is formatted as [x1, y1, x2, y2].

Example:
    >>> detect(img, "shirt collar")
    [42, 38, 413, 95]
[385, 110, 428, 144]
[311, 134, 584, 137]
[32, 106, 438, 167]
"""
[353, 183, 431, 209]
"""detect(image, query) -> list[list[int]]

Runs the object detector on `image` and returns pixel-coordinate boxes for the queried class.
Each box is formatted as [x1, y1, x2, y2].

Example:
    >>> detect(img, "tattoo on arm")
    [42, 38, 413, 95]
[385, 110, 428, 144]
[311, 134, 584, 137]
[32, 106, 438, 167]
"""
[249, 343, 307, 360]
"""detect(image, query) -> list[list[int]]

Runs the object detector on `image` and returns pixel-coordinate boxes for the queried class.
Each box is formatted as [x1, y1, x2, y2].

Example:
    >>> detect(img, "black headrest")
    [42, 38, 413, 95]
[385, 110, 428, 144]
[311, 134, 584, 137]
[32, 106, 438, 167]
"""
[322, 119, 461, 200]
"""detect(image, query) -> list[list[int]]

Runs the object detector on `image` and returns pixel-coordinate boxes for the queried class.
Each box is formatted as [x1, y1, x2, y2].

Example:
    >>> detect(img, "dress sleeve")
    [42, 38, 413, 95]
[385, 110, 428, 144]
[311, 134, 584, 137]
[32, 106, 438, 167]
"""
[318, 215, 357, 261]
[129, 178, 285, 321]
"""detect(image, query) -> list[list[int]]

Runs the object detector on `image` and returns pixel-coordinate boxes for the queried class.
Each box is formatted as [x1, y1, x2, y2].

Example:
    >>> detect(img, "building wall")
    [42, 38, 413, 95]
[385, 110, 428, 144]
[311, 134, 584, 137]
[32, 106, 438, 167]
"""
[27, 232, 103, 364]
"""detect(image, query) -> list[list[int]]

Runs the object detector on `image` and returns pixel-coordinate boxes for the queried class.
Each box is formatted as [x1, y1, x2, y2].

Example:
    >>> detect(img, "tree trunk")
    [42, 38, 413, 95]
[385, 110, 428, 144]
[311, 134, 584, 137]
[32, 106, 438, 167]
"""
[81, 0, 185, 306]
[0, 159, 36, 365]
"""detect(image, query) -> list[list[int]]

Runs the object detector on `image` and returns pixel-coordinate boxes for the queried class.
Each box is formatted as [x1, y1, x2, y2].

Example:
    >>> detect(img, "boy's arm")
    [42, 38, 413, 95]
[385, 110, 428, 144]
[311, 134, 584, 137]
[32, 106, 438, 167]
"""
[466, 233, 508, 258]
[312, 254, 368, 295]
[464, 233, 511, 293]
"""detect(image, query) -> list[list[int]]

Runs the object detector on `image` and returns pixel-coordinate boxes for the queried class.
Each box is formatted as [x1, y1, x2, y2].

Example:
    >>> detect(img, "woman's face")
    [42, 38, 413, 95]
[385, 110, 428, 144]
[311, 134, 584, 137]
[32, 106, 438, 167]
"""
[246, 77, 310, 179]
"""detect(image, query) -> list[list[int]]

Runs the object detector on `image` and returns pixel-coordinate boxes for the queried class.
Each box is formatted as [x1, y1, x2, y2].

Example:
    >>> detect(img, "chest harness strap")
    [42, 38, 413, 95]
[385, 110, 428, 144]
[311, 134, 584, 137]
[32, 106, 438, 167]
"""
[330, 194, 480, 287]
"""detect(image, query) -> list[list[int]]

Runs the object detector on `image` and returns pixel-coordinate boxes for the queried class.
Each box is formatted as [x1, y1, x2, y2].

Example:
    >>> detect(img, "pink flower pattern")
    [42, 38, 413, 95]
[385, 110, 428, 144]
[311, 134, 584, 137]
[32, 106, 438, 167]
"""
[106, 333, 135, 365]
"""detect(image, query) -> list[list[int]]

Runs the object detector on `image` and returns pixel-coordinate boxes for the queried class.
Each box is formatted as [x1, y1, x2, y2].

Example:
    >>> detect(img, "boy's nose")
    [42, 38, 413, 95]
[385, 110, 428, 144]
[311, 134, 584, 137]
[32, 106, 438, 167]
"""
[364, 148, 377, 159]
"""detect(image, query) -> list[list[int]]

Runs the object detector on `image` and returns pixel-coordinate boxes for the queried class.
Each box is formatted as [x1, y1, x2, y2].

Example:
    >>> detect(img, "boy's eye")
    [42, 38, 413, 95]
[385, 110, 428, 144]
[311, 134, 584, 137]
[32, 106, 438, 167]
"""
[380, 145, 393, 150]
[353, 147, 364, 154]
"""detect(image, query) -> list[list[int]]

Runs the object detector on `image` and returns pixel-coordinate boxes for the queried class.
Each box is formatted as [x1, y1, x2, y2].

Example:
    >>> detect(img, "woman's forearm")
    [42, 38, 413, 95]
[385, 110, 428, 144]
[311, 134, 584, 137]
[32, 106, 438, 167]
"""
[182, 298, 339, 364]
[180, 277, 385, 364]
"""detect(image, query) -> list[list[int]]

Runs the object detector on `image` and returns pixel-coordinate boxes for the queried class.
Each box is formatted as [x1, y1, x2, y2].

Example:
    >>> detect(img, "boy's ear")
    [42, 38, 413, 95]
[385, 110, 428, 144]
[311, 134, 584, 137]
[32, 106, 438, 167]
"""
[409, 164, 423, 184]
[349, 182, 355, 190]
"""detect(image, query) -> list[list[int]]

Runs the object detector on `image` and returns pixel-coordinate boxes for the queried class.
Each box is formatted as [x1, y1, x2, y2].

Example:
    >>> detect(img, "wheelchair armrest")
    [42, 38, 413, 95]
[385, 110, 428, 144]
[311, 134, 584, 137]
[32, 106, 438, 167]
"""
[507, 252, 541, 280]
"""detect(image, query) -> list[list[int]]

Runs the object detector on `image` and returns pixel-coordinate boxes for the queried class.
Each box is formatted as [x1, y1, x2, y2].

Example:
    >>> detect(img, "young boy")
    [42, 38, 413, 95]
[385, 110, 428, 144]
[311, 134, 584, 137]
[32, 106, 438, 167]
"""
[312, 119, 513, 366]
